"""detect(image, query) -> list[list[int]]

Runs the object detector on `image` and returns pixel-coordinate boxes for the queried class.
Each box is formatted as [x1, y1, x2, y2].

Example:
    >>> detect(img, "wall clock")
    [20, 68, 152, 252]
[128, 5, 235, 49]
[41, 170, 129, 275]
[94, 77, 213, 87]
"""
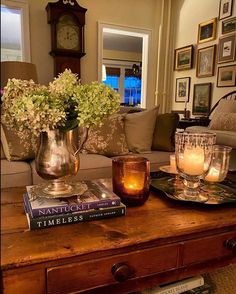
[46, 0, 87, 77]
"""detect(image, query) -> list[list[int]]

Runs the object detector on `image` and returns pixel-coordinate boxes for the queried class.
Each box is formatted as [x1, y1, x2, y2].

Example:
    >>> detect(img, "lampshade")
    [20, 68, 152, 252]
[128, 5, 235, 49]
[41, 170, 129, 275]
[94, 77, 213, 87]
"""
[1, 61, 38, 88]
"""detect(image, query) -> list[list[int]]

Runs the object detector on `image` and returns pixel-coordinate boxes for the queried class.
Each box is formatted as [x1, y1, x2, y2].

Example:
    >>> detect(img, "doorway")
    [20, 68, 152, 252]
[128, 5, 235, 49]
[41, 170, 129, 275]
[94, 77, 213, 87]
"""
[98, 22, 151, 108]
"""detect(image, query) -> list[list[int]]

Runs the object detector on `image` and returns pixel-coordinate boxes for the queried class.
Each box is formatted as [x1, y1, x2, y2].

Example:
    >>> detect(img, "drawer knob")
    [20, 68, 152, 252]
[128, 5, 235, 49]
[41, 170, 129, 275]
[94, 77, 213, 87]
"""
[224, 238, 236, 253]
[111, 262, 134, 282]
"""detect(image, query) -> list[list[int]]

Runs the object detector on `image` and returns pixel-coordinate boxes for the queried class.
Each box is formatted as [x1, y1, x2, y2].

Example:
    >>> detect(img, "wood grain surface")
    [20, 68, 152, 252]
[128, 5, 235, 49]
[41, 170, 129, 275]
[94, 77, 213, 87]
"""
[1, 183, 236, 272]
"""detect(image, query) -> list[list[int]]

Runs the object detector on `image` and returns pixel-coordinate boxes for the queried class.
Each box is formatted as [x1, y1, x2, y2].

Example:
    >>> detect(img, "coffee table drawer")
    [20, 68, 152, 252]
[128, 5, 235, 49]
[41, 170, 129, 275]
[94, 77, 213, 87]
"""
[183, 231, 236, 265]
[47, 244, 179, 294]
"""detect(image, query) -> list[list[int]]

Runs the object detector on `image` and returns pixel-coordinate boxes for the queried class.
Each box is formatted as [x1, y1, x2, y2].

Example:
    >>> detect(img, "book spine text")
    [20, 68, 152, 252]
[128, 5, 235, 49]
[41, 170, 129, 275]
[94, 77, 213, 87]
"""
[27, 206, 125, 230]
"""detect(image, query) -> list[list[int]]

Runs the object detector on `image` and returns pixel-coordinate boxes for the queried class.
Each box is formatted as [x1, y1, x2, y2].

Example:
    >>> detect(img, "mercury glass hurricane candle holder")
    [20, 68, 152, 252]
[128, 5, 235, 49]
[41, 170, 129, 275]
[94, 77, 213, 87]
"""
[112, 156, 150, 206]
[175, 131, 216, 202]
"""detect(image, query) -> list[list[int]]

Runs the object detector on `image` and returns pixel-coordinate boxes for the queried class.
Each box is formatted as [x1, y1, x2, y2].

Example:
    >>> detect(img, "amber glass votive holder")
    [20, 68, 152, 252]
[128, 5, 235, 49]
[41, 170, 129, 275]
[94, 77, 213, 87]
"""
[112, 156, 150, 207]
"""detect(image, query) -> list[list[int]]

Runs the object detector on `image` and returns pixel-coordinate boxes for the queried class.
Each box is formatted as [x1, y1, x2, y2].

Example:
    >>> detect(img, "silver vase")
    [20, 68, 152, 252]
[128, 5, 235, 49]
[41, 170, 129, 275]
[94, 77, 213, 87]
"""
[35, 128, 81, 197]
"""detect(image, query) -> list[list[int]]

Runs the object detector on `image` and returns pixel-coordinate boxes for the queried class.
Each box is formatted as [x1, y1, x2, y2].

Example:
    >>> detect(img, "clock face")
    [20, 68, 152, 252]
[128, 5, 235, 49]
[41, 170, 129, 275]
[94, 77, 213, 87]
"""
[57, 25, 79, 50]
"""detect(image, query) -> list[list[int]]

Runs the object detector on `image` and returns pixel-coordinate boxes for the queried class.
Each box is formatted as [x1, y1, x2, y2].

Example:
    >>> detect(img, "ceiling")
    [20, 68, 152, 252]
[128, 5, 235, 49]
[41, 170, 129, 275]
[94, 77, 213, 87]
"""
[103, 32, 143, 53]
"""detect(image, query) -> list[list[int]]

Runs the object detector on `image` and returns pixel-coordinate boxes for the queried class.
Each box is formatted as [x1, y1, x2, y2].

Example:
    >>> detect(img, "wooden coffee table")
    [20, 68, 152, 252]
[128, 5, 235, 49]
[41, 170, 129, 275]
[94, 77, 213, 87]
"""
[1, 181, 236, 294]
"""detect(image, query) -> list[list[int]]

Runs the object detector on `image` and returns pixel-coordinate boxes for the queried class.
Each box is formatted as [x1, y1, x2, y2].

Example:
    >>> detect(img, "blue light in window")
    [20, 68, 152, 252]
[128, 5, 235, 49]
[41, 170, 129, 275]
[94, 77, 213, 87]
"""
[124, 76, 141, 105]
[103, 76, 119, 92]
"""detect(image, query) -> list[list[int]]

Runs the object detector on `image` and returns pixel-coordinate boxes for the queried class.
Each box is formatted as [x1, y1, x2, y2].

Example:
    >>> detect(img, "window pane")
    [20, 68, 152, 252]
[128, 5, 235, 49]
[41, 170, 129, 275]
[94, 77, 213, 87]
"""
[103, 75, 119, 92]
[1, 6, 22, 61]
[124, 76, 141, 105]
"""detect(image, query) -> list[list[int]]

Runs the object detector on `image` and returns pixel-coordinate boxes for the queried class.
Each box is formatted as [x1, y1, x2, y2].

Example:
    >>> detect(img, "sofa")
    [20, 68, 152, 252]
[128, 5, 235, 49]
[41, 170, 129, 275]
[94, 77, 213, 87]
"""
[1, 107, 179, 188]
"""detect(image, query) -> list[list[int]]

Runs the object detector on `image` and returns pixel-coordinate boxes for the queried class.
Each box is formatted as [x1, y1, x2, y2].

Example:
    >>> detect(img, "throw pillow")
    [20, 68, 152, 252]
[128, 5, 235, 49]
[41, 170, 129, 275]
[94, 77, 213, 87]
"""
[1, 124, 36, 161]
[124, 106, 159, 153]
[81, 114, 129, 157]
[209, 113, 236, 132]
[152, 113, 179, 151]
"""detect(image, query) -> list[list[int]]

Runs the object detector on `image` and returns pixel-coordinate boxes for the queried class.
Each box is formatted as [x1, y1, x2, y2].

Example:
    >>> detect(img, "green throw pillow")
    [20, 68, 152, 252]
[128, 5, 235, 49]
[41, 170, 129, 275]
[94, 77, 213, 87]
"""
[124, 106, 159, 153]
[152, 113, 179, 151]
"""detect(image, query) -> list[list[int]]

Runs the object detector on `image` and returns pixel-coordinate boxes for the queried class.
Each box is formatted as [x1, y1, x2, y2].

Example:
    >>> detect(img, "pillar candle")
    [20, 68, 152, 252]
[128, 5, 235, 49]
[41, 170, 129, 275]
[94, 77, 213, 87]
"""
[205, 167, 220, 182]
[183, 146, 204, 175]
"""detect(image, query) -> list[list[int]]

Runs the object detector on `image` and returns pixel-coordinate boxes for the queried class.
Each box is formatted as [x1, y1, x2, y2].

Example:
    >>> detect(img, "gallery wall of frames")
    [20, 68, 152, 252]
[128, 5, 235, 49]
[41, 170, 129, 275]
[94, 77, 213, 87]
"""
[172, 0, 236, 118]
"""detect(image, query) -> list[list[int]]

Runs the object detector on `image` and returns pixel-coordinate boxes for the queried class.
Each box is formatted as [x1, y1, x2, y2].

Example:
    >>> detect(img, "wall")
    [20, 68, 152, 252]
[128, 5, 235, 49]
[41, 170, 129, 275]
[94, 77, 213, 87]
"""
[171, 0, 236, 116]
[103, 49, 142, 62]
[28, 0, 161, 109]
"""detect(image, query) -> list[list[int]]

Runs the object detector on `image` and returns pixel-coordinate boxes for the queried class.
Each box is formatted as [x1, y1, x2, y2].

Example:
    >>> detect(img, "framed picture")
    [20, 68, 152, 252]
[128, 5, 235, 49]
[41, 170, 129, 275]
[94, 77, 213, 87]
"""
[218, 33, 236, 63]
[196, 45, 216, 77]
[174, 45, 193, 70]
[219, 0, 233, 20]
[175, 77, 191, 102]
[197, 18, 217, 44]
[217, 65, 236, 87]
[222, 17, 236, 34]
[192, 83, 212, 116]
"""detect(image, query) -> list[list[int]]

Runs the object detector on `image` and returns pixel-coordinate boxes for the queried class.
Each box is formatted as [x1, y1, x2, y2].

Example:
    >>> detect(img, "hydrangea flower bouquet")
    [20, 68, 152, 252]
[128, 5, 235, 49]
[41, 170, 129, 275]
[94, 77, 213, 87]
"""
[1, 69, 120, 142]
[1, 69, 121, 196]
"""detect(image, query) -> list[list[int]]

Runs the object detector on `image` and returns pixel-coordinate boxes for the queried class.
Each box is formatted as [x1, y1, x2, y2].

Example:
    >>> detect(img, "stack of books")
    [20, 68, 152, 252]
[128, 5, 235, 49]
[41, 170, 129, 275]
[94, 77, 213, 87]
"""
[23, 180, 126, 230]
[142, 275, 211, 294]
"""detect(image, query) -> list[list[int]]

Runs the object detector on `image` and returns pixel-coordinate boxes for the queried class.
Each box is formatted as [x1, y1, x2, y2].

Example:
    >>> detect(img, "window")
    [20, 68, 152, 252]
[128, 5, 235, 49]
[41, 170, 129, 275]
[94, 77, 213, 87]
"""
[103, 62, 141, 106]
[124, 76, 141, 105]
[1, 0, 30, 62]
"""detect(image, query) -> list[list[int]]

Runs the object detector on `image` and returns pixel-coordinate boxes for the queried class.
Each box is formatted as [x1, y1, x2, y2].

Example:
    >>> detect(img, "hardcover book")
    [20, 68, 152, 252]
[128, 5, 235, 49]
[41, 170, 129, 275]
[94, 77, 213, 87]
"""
[142, 275, 204, 294]
[25, 180, 121, 217]
[24, 201, 126, 230]
[184, 283, 211, 293]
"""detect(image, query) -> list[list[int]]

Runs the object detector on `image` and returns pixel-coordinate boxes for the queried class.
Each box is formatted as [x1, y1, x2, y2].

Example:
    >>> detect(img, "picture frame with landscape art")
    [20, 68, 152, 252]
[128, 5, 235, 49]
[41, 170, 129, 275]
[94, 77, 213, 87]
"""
[217, 65, 236, 87]
[196, 45, 216, 77]
[175, 77, 191, 102]
[222, 17, 236, 34]
[219, 0, 233, 20]
[198, 18, 217, 44]
[218, 33, 236, 63]
[192, 83, 211, 116]
[174, 45, 193, 70]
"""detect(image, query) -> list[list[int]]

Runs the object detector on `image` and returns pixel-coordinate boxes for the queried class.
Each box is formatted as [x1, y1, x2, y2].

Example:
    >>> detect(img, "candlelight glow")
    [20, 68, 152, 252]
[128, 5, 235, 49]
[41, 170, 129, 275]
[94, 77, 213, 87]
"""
[123, 171, 145, 194]
[112, 156, 150, 206]
[205, 167, 220, 182]
[175, 132, 216, 202]
[204, 145, 232, 184]
[183, 146, 204, 175]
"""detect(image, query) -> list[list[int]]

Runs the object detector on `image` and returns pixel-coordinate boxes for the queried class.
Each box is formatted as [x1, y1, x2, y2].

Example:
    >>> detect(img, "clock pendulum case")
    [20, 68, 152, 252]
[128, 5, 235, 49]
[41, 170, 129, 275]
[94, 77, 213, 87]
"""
[46, 0, 87, 77]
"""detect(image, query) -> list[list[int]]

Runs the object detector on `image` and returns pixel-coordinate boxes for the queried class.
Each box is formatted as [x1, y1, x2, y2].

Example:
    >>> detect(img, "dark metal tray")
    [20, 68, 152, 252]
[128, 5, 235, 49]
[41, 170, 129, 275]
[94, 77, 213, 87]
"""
[150, 174, 236, 205]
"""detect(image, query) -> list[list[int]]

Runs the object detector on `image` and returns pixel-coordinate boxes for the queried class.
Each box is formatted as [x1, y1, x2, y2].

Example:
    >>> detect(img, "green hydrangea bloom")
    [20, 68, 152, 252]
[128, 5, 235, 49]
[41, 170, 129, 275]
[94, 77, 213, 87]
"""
[1, 69, 120, 143]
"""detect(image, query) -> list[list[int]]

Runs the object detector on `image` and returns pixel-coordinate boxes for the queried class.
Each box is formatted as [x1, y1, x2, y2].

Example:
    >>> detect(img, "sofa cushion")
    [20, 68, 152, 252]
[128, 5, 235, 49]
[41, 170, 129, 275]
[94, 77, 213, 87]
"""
[31, 154, 113, 184]
[81, 114, 129, 157]
[119, 106, 143, 114]
[209, 113, 236, 132]
[124, 106, 159, 153]
[152, 113, 179, 151]
[112, 151, 173, 172]
[1, 124, 36, 161]
[1, 159, 32, 188]
[186, 126, 236, 149]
